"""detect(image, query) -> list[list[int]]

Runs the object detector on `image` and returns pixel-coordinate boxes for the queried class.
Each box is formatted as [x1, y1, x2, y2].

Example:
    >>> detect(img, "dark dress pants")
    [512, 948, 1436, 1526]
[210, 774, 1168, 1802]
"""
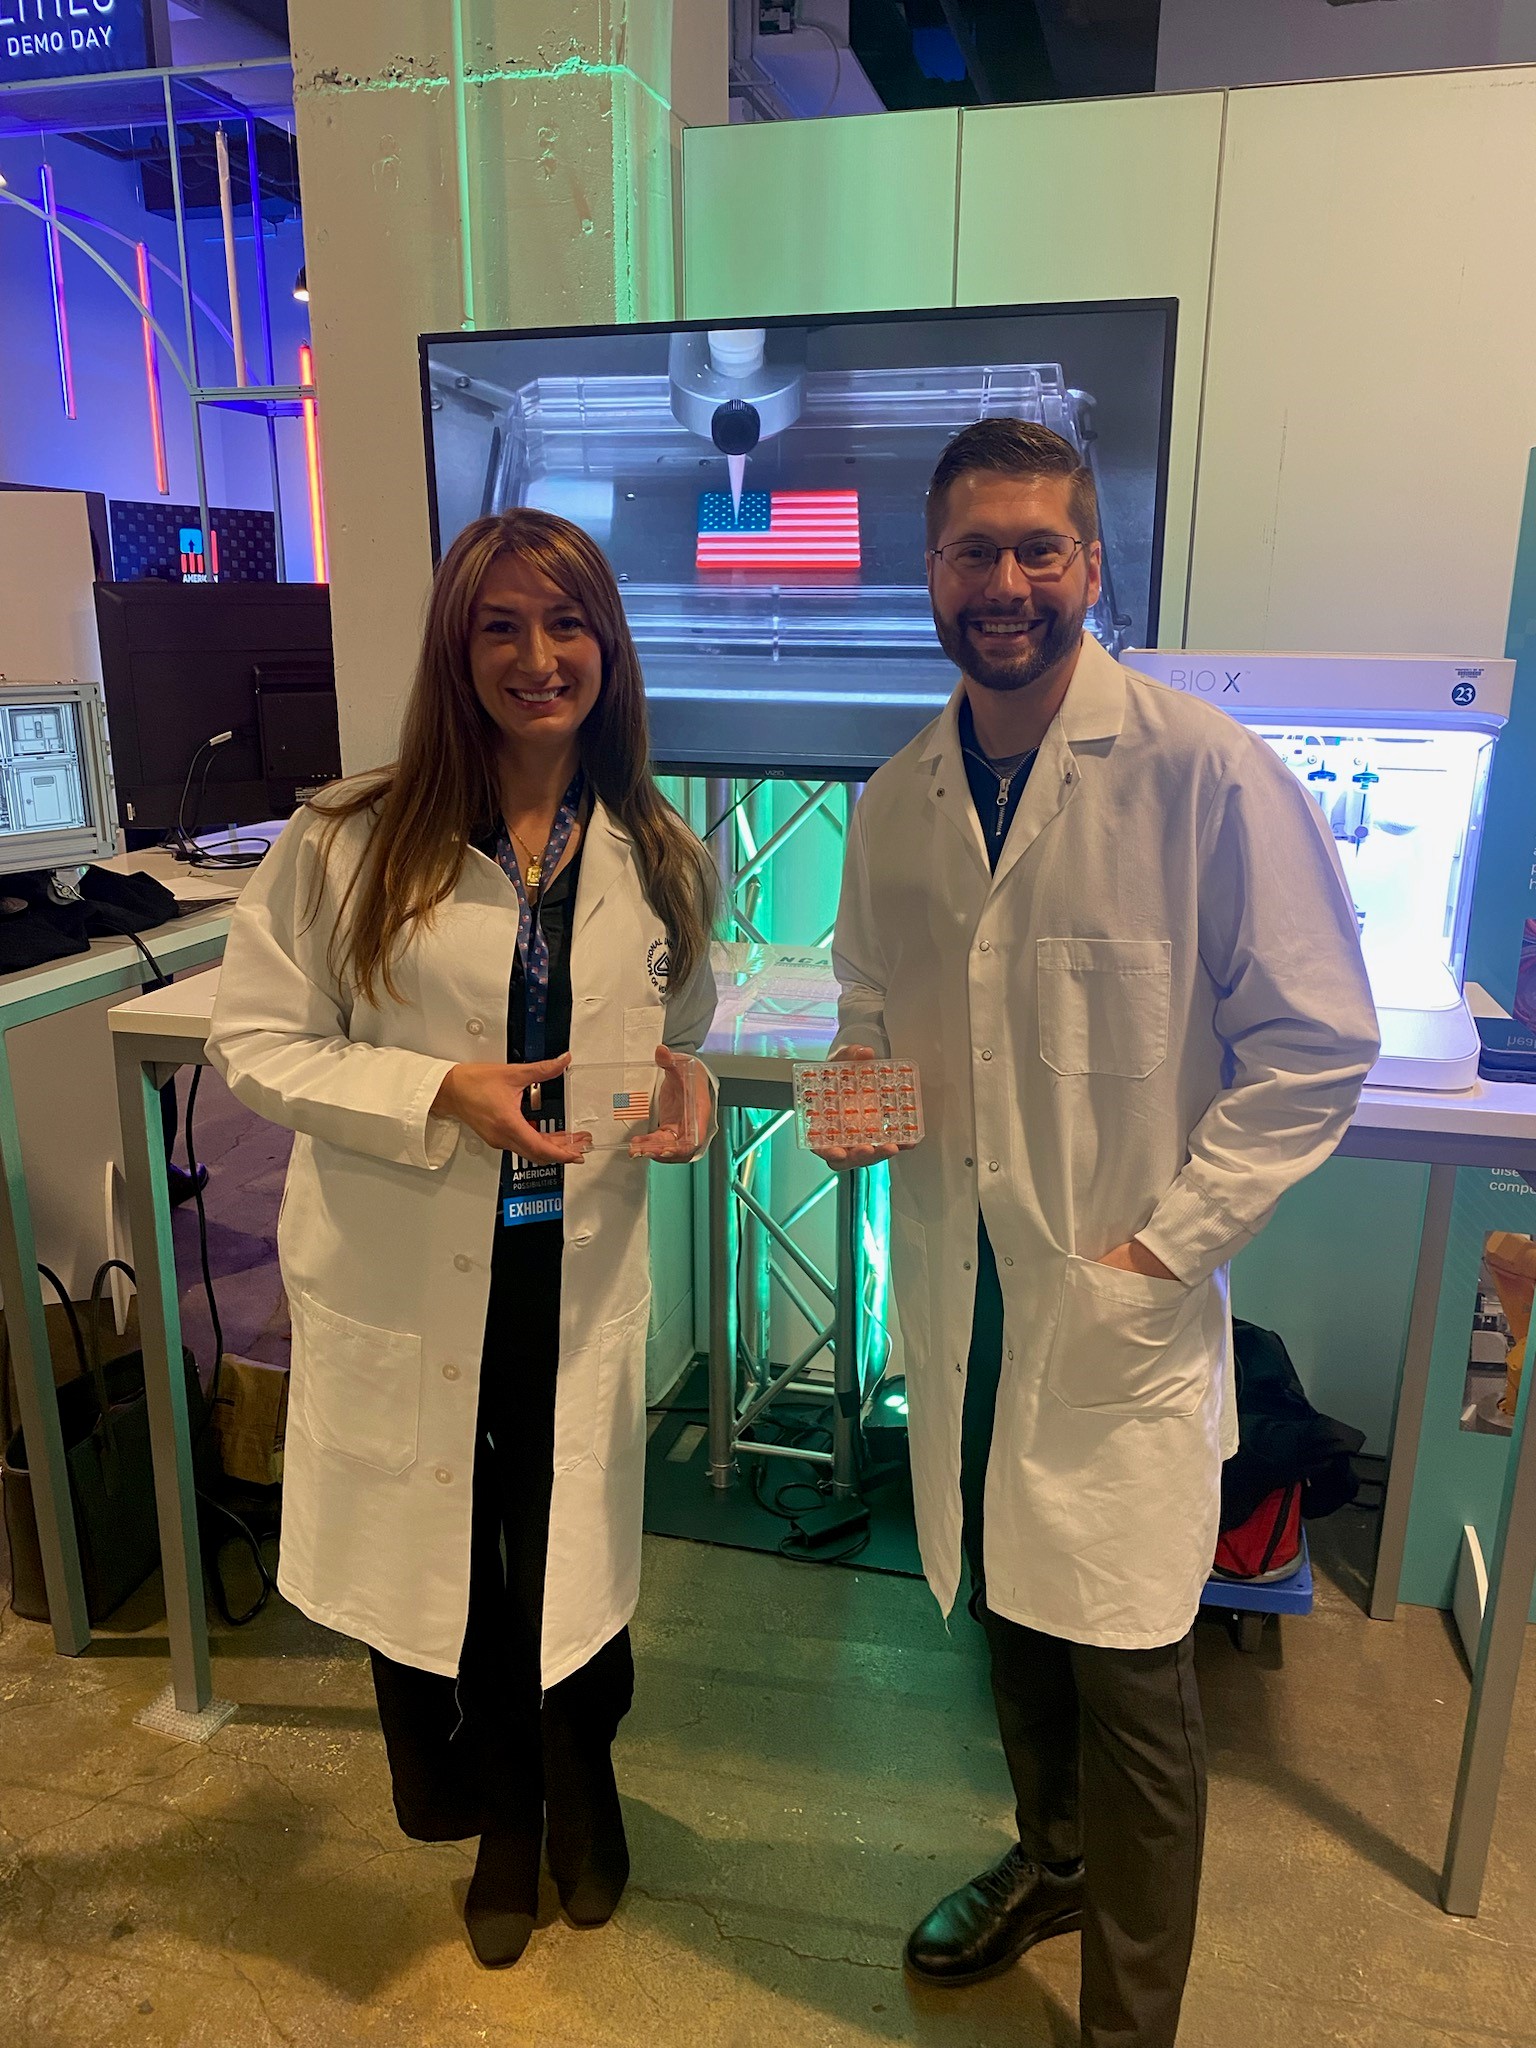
[961, 1222, 1207, 2048]
[368, 1224, 634, 1865]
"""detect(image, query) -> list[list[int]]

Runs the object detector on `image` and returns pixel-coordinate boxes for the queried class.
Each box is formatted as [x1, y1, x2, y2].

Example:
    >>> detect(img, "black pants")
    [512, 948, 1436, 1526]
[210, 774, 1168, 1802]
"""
[962, 1223, 1207, 2048]
[369, 1222, 634, 1861]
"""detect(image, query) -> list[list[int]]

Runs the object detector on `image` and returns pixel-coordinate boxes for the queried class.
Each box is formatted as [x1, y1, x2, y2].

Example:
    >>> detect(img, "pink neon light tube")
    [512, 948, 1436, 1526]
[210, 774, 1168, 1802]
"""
[135, 242, 169, 495]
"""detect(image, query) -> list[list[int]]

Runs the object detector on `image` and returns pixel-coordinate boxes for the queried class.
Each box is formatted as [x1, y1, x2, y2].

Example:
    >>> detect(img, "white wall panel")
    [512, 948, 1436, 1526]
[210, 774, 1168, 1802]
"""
[956, 91, 1225, 648]
[1189, 66, 1536, 656]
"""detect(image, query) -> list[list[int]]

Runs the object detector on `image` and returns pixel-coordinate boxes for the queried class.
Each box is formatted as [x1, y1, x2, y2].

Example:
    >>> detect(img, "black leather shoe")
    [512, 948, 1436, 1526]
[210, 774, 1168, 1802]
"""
[905, 1845, 1084, 1986]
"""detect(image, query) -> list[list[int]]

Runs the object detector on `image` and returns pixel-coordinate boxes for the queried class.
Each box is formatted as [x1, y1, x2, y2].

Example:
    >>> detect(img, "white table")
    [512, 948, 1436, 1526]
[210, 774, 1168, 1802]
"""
[106, 972, 236, 1738]
[106, 963, 1536, 1914]
[1335, 1073, 1536, 1914]
[0, 852, 238, 1661]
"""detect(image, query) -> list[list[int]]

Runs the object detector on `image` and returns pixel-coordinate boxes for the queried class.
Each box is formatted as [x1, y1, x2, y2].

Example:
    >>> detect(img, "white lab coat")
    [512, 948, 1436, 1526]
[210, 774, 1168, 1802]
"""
[206, 794, 717, 1683]
[833, 636, 1380, 1649]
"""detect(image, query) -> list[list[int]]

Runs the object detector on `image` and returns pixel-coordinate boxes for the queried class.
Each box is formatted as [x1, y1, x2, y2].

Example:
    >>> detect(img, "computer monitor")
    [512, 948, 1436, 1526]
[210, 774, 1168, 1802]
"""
[420, 298, 1178, 778]
[91, 582, 336, 832]
[0, 681, 119, 877]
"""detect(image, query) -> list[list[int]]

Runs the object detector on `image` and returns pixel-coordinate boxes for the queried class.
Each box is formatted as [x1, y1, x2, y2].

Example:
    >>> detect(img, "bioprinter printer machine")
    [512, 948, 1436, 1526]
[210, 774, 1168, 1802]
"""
[1131, 650, 1515, 1091]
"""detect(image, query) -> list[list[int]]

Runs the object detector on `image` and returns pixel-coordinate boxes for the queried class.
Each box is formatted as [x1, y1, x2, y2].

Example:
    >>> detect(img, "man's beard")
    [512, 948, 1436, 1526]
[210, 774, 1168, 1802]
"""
[932, 593, 1088, 695]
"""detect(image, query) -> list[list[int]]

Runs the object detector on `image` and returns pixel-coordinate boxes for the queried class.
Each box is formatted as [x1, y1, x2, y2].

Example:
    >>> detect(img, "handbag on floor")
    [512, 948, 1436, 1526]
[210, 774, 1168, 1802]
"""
[1, 1261, 205, 1625]
[1210, 1482, 1303, 1584]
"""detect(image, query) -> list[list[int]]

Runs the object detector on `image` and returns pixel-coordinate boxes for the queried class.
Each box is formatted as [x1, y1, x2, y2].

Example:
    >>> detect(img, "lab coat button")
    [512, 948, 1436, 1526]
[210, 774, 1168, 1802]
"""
[435, 1467, 452, 1484]
[979, 939, 992, 952]
[442, 1363, 461, 1381]
[963, 1260, 972, 1271]
[988, 1160, 1000, 1173]
[964, 1157, 974, 1169]
[465, 1018, 484, 1036]
[1005, 1256, 1015, 1267]
[981, 1048, 993, 1061]
[453, 1253, 472, 1272]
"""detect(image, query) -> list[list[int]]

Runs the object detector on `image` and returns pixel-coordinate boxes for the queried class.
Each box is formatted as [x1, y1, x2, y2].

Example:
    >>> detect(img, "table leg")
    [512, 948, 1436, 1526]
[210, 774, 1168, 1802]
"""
[0, 1030, 90, 1652]
[707, 1104, 738, 1490]
[1371, 1160, 1456, 1621]
[831, 1166, 861, 1500]
[113, 1042, 213, 1715]
[1440, 1304, 1536, 1916]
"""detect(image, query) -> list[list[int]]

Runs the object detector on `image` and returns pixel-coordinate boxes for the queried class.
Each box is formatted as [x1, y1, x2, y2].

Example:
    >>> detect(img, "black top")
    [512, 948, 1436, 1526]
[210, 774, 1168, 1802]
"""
[470, 828, 586, 1266]
[959, 696, 1037, 873]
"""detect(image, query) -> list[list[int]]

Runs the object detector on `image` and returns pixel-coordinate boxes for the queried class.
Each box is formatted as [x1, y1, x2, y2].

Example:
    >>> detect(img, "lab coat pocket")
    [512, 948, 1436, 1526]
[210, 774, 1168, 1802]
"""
[1046, 1257, 1207, 1418]
[1037, 938, 1172, 1079]
[290, 1290, 422, 1474]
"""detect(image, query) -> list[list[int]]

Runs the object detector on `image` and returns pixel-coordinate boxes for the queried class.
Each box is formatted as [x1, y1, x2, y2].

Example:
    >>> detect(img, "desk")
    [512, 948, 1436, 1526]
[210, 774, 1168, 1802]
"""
[1336, 1075, 1536, 1914]
[108, 962, 1536, 1916]
[0, 851, 238, 1664]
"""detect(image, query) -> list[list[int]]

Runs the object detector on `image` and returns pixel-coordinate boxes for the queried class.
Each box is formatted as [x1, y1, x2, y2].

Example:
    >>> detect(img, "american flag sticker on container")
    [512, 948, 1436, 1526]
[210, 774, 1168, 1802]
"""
[612, 1090, 651, 1123]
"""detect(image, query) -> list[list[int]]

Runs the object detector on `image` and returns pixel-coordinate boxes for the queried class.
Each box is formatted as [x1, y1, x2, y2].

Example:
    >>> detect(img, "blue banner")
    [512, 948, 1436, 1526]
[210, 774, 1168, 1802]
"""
[0, 1, 165, 85]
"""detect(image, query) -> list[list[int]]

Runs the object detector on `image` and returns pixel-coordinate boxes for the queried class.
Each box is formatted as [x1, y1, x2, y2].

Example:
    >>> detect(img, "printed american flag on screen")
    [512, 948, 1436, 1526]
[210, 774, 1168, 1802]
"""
[612, 1091, 651, 1123]
[696, 490, 861, 571]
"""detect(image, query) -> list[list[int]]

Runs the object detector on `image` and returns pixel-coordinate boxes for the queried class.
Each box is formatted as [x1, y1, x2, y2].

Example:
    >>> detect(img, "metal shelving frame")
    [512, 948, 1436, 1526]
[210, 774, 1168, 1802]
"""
[684, 773, 886, 1498]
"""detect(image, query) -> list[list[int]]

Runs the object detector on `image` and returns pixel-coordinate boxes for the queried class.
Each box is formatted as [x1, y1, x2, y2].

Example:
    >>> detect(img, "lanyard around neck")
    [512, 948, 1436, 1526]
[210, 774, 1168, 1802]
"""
[494, 772, 584, 1062]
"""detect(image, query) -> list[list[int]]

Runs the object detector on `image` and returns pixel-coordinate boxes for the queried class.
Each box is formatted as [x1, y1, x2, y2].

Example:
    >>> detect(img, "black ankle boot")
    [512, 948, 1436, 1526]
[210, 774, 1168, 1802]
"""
[905, 1844, 1084, 1986]
[546, 1747, 630, 1928]
[464, 1825, 541, 1968]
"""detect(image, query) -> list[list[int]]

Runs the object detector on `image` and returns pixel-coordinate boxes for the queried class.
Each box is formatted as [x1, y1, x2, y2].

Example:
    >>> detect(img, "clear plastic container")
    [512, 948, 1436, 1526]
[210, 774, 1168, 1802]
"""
[792, 1059, 924, 1153]
[563, 1054, 707, 1154]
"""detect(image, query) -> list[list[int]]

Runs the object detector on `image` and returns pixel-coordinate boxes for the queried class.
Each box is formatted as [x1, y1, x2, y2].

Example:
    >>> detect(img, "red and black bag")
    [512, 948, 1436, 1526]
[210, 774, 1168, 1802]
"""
[1211, 1481, 1303, 1584]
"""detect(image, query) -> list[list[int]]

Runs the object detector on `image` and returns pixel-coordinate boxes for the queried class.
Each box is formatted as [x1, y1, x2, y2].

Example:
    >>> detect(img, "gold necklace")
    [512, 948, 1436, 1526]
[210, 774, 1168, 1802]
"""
[507, 823, 549, 893]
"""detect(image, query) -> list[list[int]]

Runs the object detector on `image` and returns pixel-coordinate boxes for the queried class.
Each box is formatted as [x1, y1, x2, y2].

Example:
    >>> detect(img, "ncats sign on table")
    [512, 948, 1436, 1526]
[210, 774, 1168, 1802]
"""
[0, 1, 170, 85]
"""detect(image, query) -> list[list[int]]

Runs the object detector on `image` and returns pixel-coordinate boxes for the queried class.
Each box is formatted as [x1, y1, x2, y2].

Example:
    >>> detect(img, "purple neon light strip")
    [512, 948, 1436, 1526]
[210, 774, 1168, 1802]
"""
[39, 164, 76, 420]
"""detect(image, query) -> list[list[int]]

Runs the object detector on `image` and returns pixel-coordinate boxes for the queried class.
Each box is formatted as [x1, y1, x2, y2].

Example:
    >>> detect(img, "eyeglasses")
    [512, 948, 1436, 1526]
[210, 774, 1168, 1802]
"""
[929, 535, 1089, 583]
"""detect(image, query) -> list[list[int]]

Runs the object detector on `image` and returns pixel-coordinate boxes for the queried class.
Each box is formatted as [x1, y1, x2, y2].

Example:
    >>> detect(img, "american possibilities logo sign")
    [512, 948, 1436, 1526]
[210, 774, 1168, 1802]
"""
[0, 1, 169, 84]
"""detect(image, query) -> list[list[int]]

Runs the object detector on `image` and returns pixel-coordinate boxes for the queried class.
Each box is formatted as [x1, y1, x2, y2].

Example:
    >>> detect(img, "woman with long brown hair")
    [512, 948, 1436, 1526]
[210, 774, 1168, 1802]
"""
[207, 509, 717, 1967]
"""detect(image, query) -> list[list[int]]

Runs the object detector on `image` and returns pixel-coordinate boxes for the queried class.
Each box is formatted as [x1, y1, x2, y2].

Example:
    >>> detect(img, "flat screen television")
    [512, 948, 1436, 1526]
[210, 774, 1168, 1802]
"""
[420, 300, 1177, 779]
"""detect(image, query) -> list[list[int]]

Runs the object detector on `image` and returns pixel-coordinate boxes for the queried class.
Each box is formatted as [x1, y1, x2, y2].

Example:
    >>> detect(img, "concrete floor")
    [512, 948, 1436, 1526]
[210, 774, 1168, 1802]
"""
[2, 1073, 1535, 2045]
[1, 1522, 1534, 2048]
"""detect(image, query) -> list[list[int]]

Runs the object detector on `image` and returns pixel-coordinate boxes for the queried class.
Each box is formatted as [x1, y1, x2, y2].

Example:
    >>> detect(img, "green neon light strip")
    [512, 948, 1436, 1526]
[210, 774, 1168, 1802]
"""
[450, 0, 476, 330]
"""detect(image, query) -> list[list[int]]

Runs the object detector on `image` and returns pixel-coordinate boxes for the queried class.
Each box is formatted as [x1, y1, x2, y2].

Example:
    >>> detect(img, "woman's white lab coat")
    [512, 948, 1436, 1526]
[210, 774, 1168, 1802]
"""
[832, 637, 1380, 1650]
[206, 796, 716, 1684]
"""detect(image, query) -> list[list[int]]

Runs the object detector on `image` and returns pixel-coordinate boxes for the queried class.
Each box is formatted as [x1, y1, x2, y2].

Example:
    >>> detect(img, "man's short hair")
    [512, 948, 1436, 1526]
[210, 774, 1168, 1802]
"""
[925, 418, 1099, 550]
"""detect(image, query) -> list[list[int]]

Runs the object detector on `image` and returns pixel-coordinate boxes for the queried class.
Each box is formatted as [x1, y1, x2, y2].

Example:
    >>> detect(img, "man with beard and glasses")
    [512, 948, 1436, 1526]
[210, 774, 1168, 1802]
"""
[815, 420, 1378, 2046]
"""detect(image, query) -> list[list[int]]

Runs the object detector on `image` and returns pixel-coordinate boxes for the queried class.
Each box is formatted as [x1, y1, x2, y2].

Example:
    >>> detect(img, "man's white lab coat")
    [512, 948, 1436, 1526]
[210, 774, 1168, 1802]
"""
[832, 636, 1380, 1648]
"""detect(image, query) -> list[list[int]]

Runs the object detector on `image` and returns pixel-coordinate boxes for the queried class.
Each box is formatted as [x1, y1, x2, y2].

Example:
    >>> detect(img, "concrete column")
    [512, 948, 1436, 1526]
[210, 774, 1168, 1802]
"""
[287, 0, 727, 770]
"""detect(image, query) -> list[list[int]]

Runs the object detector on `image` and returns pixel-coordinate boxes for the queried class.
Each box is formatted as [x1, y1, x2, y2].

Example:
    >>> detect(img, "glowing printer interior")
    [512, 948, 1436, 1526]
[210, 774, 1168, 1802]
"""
[1131, 650, 1516, 1092]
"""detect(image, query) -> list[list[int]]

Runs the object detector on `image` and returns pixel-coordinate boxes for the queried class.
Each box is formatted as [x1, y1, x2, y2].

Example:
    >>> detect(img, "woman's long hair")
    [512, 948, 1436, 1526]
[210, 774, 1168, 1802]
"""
[313, 509, 717, 1005]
